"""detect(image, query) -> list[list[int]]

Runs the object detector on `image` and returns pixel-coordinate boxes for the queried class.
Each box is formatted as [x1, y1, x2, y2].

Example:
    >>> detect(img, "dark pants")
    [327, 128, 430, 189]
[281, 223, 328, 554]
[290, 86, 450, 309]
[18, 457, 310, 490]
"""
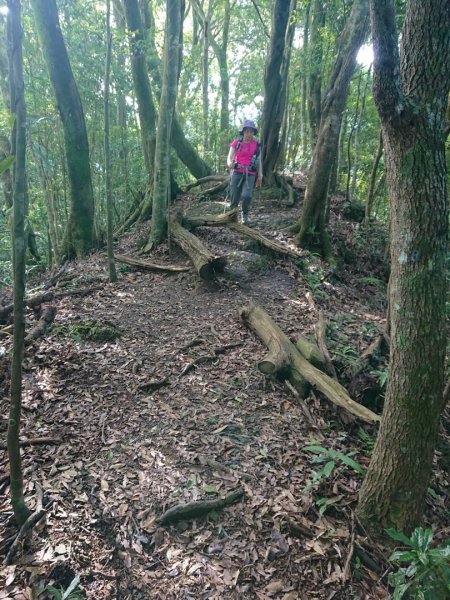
[230, 171, 256, 216]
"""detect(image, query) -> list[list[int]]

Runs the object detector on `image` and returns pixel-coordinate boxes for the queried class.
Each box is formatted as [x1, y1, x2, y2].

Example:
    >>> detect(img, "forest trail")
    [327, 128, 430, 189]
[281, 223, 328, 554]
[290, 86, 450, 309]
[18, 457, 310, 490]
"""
[1, 189, 439, 600]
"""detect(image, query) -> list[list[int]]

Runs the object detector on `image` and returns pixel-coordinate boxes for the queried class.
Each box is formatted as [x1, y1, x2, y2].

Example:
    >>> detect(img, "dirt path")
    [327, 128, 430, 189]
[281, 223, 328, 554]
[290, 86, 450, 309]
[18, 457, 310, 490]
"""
[1, 196, 446, 599]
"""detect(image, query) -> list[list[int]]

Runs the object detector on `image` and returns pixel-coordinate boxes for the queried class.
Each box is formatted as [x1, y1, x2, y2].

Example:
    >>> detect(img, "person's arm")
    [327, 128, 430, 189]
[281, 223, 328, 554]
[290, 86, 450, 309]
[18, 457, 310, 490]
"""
[227, 146, 236, 169]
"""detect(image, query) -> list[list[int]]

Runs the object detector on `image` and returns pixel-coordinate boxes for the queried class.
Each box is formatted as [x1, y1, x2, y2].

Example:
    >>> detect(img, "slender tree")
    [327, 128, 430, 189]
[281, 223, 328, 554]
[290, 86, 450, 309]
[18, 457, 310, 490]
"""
[148, 0, 182, 247]
[357, 0, 449, 534]
[31, 0, 95, 257]
[295, 0, 368, 261]
[307, 0, 325, 145]
[104, 0, 117, 283]
[6, 0, 30, 527]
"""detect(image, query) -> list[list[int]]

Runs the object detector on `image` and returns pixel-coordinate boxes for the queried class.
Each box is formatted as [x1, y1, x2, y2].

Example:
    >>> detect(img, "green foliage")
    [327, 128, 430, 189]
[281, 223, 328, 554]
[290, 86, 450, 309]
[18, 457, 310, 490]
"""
[52, 320, 121, 343]
[386, 528, 450, 599]
[303, 444, 365, 492]
[44, 576, 83, 600]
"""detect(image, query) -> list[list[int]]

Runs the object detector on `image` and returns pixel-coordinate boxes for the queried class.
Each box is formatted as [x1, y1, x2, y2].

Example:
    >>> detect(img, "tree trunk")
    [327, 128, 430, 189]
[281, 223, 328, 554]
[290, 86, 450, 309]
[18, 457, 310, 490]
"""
[296, 0, 369, 261]
[147, 0, 183, 247]
[261, 0, 295, 184]
[364, 130, 383, 225]
[104, 0, 117, 283]
[31, 0, 95, 257]
[357, 0, 449, 535]
[307, 0, 325, 146]
[123, 0, 157, 183]
[6, 0, 31, 527]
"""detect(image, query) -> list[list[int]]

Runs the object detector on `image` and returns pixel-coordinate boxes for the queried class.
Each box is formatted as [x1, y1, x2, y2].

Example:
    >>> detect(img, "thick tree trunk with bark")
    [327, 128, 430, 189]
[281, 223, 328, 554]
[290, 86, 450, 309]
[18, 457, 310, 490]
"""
[357, 0, 449, 535]
[31, 0, 95, 257]
[123, 0, 157, 183]
[261, 0, 295, 184]
[296, 0, 368, 261]
[6, 0, 30, 527]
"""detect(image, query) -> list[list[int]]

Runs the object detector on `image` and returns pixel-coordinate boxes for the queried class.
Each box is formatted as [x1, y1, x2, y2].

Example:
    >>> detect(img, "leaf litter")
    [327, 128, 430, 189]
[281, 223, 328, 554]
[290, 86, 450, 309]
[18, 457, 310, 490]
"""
[1, 188, 449, 599]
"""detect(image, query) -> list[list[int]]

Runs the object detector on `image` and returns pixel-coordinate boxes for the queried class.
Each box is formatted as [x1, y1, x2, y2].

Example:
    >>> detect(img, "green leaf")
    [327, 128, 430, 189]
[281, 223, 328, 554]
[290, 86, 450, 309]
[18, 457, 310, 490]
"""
[321, 460, 336, 478]
[336, 452, 365, 475]
[390, 550, 419, 563]
[392, 581, 413, 599]
[45, 586, 63, 600]
[204, 484, 218, 494]
[386, 528, 414, 547]
[410, 528, 434, 553]
[303, 445, 328, 454]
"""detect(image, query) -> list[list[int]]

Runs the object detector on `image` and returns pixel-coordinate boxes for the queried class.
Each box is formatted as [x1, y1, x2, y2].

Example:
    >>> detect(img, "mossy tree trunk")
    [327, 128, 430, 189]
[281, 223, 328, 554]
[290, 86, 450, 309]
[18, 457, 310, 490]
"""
[31, 0, 95, 258]
[6, 0, 31, 527]
[148, 0, 182, 247]
[261, 0, 296, 185]
[295, 0, 368, 261]
[357, 0, 449, 535]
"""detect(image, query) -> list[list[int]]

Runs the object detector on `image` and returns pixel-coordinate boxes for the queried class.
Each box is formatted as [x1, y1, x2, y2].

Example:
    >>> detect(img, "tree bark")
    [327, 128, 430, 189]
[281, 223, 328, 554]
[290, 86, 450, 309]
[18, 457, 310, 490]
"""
[6, 0, 31, 527]
[357, 0, 449, 535]
[123, 0, 157, 185]
[31, 0, 95, 257]
[148, 0, 183, 247]
[363, 129, 383, 225]
[104, 0, 117, 283]
[307, 0, 325, 145]
[261, 0, 296, 184]
[296, 0, 369, 261]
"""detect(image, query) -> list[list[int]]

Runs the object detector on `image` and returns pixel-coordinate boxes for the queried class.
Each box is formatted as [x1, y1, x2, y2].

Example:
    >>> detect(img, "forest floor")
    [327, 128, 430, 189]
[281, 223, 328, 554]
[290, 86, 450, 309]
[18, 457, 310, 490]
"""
[0, 182, 449, 600]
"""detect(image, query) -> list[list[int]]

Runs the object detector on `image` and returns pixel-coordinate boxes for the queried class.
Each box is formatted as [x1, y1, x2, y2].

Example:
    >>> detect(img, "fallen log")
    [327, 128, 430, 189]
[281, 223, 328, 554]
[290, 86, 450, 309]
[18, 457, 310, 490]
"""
[184, 174, 227, 192]
[114, 254, 191, 273]
[240, 305, 380, 423]
[0, 437, 59, 450]
[25, 305, 57, 345]
[184, 209, 304, 260]
[157, 488, 244, 525]
[295, 335, 327, 371]
[170, 215, 227, 280]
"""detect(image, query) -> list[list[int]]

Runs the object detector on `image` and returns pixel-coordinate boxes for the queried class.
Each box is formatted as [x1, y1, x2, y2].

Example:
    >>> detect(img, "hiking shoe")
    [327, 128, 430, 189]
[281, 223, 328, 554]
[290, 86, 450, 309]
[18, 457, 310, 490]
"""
[241, 213, 250, 225]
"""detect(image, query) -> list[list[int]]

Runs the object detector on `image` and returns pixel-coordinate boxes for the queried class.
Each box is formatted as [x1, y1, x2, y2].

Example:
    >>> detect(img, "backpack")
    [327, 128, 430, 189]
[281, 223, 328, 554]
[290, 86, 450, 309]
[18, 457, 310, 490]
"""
[234, 137, 261, 172]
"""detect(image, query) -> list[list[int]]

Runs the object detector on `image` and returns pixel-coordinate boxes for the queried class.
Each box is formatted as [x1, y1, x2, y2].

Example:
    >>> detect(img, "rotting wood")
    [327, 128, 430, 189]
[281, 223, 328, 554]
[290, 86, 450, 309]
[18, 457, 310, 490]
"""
[43, 261, 68, 290]
[240, 305, 380, 423]
[170, 215, 227, 280]
[184, 209, 304, 260]
[157, 488, 245, 525]
[25, 305, 56, 345]
[0, 437, 59, 450]
[114, 254, 191, 273]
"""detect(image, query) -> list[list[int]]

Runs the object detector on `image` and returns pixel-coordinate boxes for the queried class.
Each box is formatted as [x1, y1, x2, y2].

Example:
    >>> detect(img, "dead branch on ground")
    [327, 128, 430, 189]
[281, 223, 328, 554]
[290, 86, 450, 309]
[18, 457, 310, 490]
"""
[114, 254, 191, 273]
[157, 488, 245, 525]
[240, 305, 380, 423]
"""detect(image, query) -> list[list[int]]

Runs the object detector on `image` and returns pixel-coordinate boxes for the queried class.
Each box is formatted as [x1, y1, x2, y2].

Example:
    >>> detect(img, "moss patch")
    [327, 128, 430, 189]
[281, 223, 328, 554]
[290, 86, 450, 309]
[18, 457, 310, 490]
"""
[53, 320, 121, 343]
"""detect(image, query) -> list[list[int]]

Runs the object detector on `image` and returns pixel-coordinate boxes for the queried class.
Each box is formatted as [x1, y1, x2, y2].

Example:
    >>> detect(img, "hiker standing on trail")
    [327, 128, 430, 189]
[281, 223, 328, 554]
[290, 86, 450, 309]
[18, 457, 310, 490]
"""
[227, 120, 263, 225]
